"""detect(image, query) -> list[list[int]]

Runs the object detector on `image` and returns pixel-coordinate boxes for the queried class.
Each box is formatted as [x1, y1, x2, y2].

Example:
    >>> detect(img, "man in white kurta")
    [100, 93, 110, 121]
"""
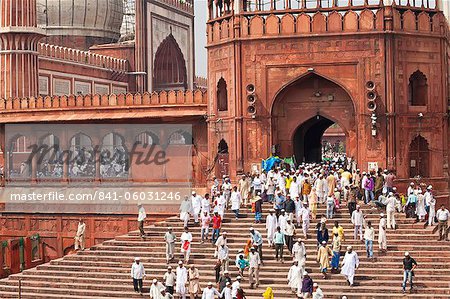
[222, 178, 232, 207]
[220, 281, 232, 299]
[149, 279, 165, 299]
[231, 277, 241, 298]
[287, 260, 302, 293]
[278, 210, 288, 233]
[378, 213, 387, 251]
[137, 204, 146, 238]
[179, 196, 193, 227]
[201, 282, 220, 299]
[385, 192, 398, 229]
[289, 177, 300, 200]
[215, 192, 226, 218]
[314, 175, 324, 203]
[176, 261, 188, 299]
[292, 239, 307, 271]
[131, 257, 145, 294]
[351, 205, 364, 240]
[191, 191, 202, 224]
[180, 227, 193, 263]
[301, 203, 311, 239]
[238, 175, 250, 205]
[74, 219, 86, 250]
[265, 209, 278, 247]
[164, 227, 176, 263]
[341, 246, 359, 286]
[230, 187, 242, 219]
[425, 186, 436, 226]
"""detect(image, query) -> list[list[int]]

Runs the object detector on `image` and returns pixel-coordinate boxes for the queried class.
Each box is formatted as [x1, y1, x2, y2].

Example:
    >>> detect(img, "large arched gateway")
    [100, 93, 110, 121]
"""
[271, 72, 357, 163]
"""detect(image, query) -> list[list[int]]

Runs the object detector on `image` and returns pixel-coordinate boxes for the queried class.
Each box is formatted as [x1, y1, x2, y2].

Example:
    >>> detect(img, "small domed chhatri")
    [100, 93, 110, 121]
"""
[37, 0, 124, 49]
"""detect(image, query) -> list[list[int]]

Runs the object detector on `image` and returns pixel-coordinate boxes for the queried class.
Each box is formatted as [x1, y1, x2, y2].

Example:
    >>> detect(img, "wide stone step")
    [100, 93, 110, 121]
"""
[42, 258, 450, 271]
[44, 262, 450, 276]
[23, 266, 450, 284]
[114, 235, 443, 245]
[3, 275, 450, 295]
[73, 248, 449, 263]
[0, 284, 149, 298]
[95, 242, 450, 253]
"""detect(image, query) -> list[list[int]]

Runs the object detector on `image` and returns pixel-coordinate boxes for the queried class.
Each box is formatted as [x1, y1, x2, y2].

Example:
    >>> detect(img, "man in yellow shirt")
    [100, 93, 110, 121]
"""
[285, 175, 294, 191]
[332, 221, 345, 242]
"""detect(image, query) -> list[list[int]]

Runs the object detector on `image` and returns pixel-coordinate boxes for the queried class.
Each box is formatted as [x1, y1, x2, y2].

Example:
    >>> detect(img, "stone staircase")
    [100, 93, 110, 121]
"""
[0, 202, 449, 298]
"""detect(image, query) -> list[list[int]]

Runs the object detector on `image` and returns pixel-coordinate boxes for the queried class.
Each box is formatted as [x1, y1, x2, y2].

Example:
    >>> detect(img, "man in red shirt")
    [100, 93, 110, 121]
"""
[212, 211, 222, 244]
[385, 170, 396, 194]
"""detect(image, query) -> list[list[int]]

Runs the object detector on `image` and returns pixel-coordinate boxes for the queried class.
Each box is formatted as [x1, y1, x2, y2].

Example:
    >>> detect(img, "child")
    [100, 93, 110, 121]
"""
[237, 254, 249, 277]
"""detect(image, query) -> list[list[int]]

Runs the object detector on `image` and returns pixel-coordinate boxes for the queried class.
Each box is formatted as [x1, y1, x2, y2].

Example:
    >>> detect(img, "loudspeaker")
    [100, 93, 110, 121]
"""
[366, 81, 375, 91]
[246, 84, 256, 117]
[246, 84, 255, 93]
[367, 91, 377, 100]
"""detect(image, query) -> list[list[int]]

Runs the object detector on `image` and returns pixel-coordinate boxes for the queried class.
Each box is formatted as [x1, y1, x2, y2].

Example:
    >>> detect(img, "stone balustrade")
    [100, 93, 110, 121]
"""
[156, 0, 194, 14]
[208, 6, 447, 44]
[38, 43, 129, 72]
[0, 90, 207, 111]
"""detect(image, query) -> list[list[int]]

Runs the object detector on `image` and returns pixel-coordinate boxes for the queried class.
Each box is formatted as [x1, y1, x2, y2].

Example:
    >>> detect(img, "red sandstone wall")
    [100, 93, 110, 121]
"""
[0, 212, 176, 261]
[90, 44, 137, 92]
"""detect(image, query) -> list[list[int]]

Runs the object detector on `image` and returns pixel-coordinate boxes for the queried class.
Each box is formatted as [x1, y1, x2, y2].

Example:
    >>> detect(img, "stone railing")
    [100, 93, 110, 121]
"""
[38, 43, 129, 72]
[208, 7, 447, 44]
[156, 0, 194, 14]
[0, 90, 207, 111]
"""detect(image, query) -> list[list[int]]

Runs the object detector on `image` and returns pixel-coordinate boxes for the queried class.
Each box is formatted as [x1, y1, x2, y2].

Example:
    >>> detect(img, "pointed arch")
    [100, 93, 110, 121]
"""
[218, 139, 229, 154]
[271, 72, 357, 159]
[409, 135, 430, 178]
[408, 70, 427, 106]
[153, 34, 187, 91]
[217, 77, 228, 112]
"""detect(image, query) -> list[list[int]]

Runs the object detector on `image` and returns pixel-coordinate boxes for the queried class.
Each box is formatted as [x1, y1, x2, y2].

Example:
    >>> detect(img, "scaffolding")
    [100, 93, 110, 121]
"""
[120, 0, 136, 41]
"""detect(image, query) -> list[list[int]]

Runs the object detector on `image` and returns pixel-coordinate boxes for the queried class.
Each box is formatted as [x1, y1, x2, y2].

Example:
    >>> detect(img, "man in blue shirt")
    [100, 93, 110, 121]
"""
[405, 193, 418, 219]
[273, 226, 285, 262]
[250, 227, 264, 264]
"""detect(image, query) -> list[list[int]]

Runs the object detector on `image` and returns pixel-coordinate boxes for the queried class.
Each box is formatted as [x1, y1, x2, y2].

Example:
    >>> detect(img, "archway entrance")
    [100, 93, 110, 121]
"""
[272, 72, 356, 161]
[293, 116, 346, 163]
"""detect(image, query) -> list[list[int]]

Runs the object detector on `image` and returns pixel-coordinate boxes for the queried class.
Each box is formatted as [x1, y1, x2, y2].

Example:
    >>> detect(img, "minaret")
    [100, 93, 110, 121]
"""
[0, 0, 45, 99]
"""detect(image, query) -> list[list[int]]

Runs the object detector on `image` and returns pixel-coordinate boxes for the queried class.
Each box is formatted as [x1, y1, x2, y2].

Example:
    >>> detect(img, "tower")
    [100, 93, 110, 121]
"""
[0, 0, 45, 99]
[206, 0, 449, 190]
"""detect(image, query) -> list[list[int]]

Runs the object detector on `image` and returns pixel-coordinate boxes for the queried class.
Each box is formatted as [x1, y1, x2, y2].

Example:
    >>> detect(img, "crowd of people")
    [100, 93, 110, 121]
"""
[126, 158, 449, 298]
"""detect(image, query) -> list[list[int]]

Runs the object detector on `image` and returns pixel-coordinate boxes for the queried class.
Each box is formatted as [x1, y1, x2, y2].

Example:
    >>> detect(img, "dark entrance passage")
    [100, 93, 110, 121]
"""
[293, 115, 335, 163]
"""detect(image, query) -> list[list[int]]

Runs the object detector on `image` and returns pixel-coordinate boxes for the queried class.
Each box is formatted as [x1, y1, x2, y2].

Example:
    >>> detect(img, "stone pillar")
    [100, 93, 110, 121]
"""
[135, 0, 147, 93]
[0, 0, 45, 99]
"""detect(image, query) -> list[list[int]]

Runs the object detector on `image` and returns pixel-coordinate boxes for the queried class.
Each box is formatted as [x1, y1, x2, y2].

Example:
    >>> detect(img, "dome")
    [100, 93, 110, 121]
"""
[37, 0, 124, 48]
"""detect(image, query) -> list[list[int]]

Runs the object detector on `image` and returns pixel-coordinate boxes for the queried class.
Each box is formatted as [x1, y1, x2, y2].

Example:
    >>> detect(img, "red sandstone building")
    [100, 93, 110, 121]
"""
[0, 0, 449, 269]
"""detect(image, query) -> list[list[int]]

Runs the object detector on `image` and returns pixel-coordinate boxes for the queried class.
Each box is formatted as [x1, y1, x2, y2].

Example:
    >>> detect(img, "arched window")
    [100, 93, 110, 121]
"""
[168, 131, 192, 145]
[69, 133, 95, 178]
[100, 133, 129, 178]
[153, 34, 187, 91]
[38, 134, 62, 178]
[11, 136, 31, 153]
[409, 135, 430, 178]
[8, 135, 31, 178]
[217, 78, 228, 111]
[408, 71, 427, 106]
[135, 132, 159, 146]
[218, 139, 229, 153]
